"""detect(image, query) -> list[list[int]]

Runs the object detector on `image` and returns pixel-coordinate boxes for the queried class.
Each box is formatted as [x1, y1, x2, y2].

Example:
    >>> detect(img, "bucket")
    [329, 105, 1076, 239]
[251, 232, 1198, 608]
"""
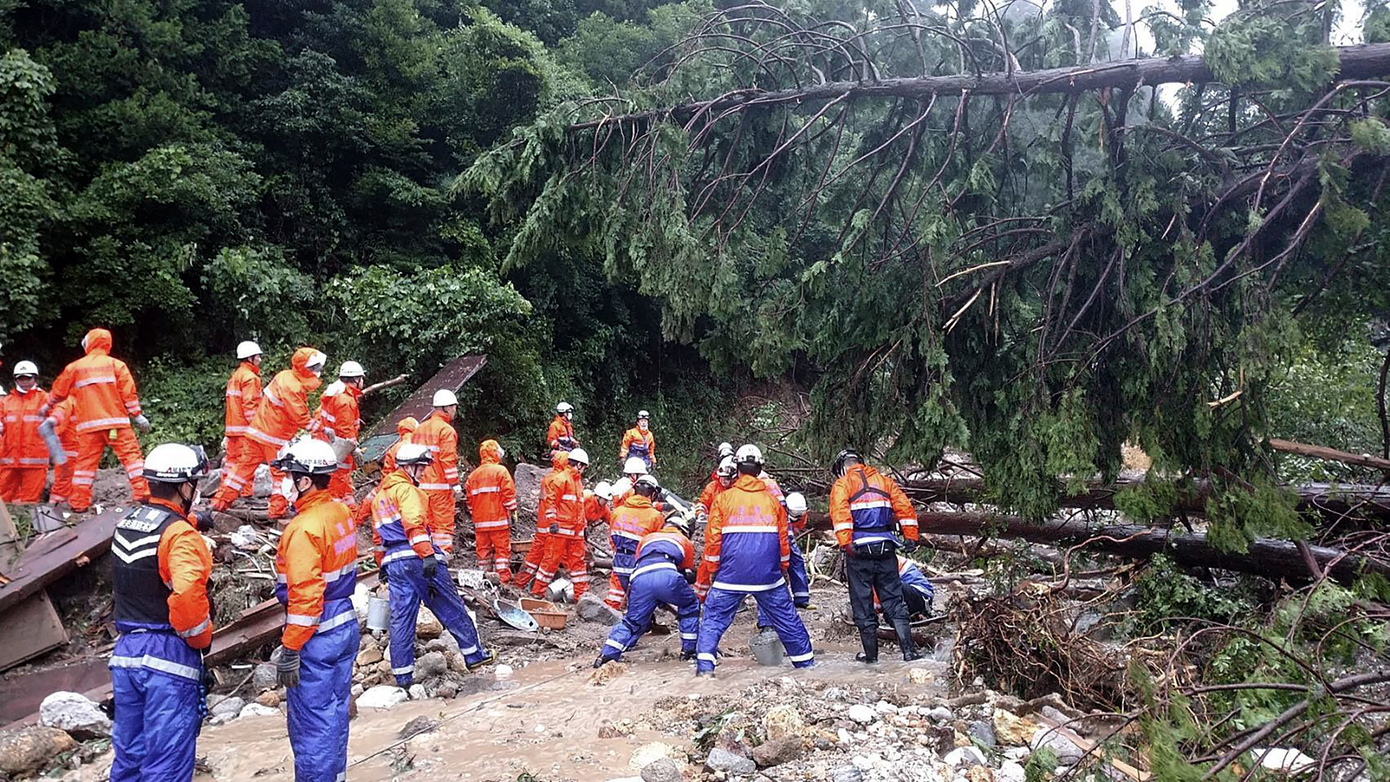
[545, 577, 574, 604]
[366, 593, 391, 632]
[749, 628, 784, 666]
[519, 598, 568, 630]
[330, 436, 358, 462]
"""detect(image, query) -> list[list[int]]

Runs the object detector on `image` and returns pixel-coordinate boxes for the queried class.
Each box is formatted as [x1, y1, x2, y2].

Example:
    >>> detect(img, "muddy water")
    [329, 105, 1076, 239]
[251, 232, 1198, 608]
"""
[62, 607, 947, 781]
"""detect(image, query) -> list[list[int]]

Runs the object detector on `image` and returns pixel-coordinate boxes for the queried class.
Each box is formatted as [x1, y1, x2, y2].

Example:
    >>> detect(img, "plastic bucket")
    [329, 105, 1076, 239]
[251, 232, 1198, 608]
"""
[749, 629, 784, 666]
[330, 437, 358, 462]
[366, 593, 391, 632]
[545, 577, 573, 604]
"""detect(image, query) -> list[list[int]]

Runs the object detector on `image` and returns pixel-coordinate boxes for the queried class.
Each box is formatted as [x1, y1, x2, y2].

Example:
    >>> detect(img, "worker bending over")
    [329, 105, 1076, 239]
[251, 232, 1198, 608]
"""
[108, 444, 213, 781]
[596, 510, 700, 666]
[514, 451, 568, 590]
[272, 439, 358, 782]
[47, 328, 151, 512]
[603, 475, 667, 609]
[530, 448, 590, 599]
[695, 445, 814, 676]
[464, 439, 518, 584]
[0, 362, 48, 502]
[829, 448, 922, 663]
[374, 443, 493, 686]
[412, 390, 461, 556]
[222, 341, 263, 498]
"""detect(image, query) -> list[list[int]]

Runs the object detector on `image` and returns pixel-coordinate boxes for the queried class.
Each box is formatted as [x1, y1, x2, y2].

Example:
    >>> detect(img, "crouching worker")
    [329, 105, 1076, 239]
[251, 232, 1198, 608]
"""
[109, 443, 214, 781]
[896, 555, 935, 618]
[596, 508, 700, 666]
[272, 439, 359, 782]
[374, 443, 494, 685]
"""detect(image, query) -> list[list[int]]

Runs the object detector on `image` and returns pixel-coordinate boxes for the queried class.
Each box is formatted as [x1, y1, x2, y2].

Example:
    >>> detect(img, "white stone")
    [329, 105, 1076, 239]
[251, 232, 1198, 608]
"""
[495, 664, 513, 680]
[996, 762, 1026, 782]
[1030, 727, 1084, 764]
[229, 524, 261, 550]
[39, 692, 112, 739]
[943, 746, 987, 769]
[352, 582, 372, 622]
[847, 704, 877, 724]
[1254, 748, 1315, 773]
[238, 703, 279, 719]
[874, 700, 898, 714]
[209, 696, 245, 718]
[1003, 747, 1030, 762]
[927, 706, 953, 723]
[357, 686, 409, 710]
[409, 684, 427, 700]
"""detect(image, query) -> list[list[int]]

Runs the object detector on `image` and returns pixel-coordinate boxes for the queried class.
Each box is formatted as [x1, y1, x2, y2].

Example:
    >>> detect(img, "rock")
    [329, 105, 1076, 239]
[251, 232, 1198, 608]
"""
[38, 692, 112, 740]
[357, 686, 409, 710]
[577, 593, 623, 625]
[210, 696, 245, 719]
[705, 747, 755, 775]
[907, 667, 934, 684]
[447, 652, 469, 674]
[514, 463, 545, 517]
[351, 683, 365, 698]
[1030, 726, 1084, 764]
[927, 705, 953, 723]
[967, 719, 996, 748]
[1255, 747, 1315, 773]
[252, 662, 279, 692]
[992, 709, 1038, 746]
[761, 704, 805, 741]
[944, 746, 987, 769]
[229, 524, 261, 550]
[425, 636, 460, 655]
[830, 766, 863, 782]
[357, 646, 384, 666]
[239, 703, 279, 719]
[352, 582, 372, 622]
[409, 684, 427, 700]
[629, 741, 684, 769]
[750, 737, 804, 768]
[256, 690, 280, 708]
[399, 715, 439, 740]
[640, 758, 682, 782]
[588, 661, 628, 686]
[436, 682, 458, 699]
[0, 726, 78, 777]
[965, 767, 994, 782]
[416, 607, 443, 639]
[495, 664, 514, 680]
[1038, 705, 1073, 725]
[996, 762, 1026, 782]
[377, 659, 393, 676]
[416, 651, 448, 679]
[847, 704, 877, 724]
[823, 687, 848, 701]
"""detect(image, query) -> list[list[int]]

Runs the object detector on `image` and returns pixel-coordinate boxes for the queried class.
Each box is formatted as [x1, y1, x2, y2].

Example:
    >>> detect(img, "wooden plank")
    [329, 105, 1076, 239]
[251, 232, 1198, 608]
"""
[0, 592, 70, 672]
[0, 506, 125, 614]
[0, 499, 25, 573]
[0, 658, 110, 727]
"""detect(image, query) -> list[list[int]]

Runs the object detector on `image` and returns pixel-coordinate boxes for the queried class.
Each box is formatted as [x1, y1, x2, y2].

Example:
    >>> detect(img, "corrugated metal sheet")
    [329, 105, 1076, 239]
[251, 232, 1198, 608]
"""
[362, 354, 487, 443]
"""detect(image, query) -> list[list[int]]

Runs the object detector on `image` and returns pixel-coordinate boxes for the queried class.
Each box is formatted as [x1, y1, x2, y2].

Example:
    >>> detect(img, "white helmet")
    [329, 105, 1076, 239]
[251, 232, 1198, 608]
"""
[567, 447, 590, 467]
[786, 492, 808, 517]
[236, 340, 262, 360]
[306, 351, 327, 376]
[338, 360, 365, 378]
[623, 457, 648, 476]
[433, 389, 458, 407]
[594, 481, 614, 501]
[556, 401, 573, 414]
[637, 409, 650, 420]
[735, 444, 764, 467]
[143, 443, 210, 483]
[394, 443, 433, 467]
[610, 477, 632, 498]
[634, 474, 661, 496]
[12, 361, 38, 377]
[716, 456, 736, 479]
[276, 439, 338, 475]
[717, 442, 734, 460]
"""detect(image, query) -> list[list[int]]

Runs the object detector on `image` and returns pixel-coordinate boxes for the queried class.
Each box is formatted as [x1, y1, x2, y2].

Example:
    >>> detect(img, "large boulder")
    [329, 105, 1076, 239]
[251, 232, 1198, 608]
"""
[577, 593, 623, 625]
[357, 686, 409, 710]
[415, 606, 443, 639]
[705, 747, 755, 775]
[751, 737, 805, 768]
[761, 704, 806, 741]
[514, 463, 546, 519]
[0, 726, 77, 777]
[38, 692, 111, 740]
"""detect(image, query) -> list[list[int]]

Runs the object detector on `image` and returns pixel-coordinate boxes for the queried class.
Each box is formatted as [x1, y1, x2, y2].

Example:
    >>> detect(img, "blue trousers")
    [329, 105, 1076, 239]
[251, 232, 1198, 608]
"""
[386, 553, 487, 686]
[601, 566, 700, 661]
[287, 614, 358, 782]
[110, 634, 202, 782]
[697, 585, 814, 673]
[757, 538, 810, 626]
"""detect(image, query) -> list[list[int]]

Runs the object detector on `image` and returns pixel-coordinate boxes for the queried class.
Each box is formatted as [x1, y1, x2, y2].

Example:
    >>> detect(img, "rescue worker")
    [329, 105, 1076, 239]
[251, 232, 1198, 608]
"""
[0, 362, 49, 502]
[585, 481, 614, 529]
[412, 390, 461, 556]
[694, 445, 814, 675]
[603, 475, 667, 609]
[514, 450, 568, 590]
[308, 361, 366, 506]
[547, 401, 578, 456]
[618, 410, 656, 469]
[692, 456, 736, 601]
[530, 447, 589, 600]
[223, 341, 263, 497]
[271, 439, 359, 782]
[464, 439, 517, 584]
[610, 456, 650, 506]
[829, 449, 921, 663]
[784, 492, 812, 608]
[41, 397, 79, 506]
[47, 328, 151, 513]
[374, 443, 493, 685]
[108, 443, 213, 781]
[882, 555, 935, 619]
[596, 510, 700, 666]
[381, 416, 419, 474]
[210, 347, 327, 518]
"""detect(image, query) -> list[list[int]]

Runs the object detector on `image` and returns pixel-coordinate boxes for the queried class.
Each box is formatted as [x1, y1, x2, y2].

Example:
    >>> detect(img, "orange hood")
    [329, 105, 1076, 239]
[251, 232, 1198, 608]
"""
[82, 328, 112, 356]
[551, 451, 569, 470]
[397, 416, 419, 436]
[479, 439, 503, 464]
[290, 347, 324, 389]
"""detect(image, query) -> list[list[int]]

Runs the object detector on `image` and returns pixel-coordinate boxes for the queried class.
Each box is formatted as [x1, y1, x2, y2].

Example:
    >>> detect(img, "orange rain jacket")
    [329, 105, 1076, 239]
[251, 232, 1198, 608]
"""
[150, 497, 216, 648]
[698, 474, 789, 593]
[381, 416, 418, 473]
[48, 328, 143, 433]
[309, 381, 362, 442]
[537, 461, 583, 535]
[464, 439, 517, 534]
[248, 348, 322, 450]
[829, 463, 919, 549]
[546, 415, 577, 451]
[1, 385, 50, 469]
[223, 361, 263, 439]
[275, 490, 357, 651]
[412, 410, 459, 492]
[48, 397, 80, 454]
[695, 476, 727, 517]
[584, 491, 612, 527]
[618, 426, 656, 466]
[370, 470, 435, 564]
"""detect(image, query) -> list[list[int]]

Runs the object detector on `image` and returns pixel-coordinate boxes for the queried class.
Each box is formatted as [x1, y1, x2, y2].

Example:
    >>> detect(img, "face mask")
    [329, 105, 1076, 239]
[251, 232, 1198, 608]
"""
[638, 421, 648, 432]
[282, 476, 299, 504]
[497, 445, 506, 460]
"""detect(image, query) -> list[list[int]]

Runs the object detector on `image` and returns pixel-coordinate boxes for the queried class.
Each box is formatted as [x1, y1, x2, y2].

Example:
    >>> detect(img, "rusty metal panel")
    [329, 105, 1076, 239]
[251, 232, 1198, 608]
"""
[0, 593, 69, 673]
[0, 659, 109, 727]
[363, 354, 487, 441]
[0, 506, 126, 615]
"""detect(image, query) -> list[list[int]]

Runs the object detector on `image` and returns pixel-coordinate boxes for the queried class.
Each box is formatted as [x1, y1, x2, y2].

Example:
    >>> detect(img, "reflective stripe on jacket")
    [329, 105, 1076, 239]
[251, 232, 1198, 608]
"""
[412, 411, 459, 489]
[829, 463, 918, 549]
[248, 348, 322, 448]
[619, 427, 655, 464]
[224, 361, 262, 437]
[465, 440, 516, 529]
[546, 416, 576, 450]
[608, 496, 665, 575]
[634, 529, 695, 573]
[309, 381, 362, 441]
[703, 474, 789, 591]
[48, 328, 142, 432]
[112, 498, 214, 648]
[275, 491, 358, 651]
[371, 471, 435, 561]
[0, 386, 49, 467]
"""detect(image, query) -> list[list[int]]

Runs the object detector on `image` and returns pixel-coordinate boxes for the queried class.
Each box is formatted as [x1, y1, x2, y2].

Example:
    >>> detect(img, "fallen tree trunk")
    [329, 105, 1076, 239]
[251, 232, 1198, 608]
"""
[1268, 438, 1390, 472]
[915, 512, 1388, 585]
[897, 476, 1390, 521]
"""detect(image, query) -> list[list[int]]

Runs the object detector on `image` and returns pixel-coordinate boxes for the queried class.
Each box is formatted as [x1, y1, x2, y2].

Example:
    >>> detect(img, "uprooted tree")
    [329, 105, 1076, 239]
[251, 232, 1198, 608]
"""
[465, 0, 1390, 773]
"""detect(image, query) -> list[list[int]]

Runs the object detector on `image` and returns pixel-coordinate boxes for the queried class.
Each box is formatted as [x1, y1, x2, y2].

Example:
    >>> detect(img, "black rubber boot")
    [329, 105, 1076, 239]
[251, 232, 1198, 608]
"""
[892, 617, 920, 661]
[856, 630, 879, 663]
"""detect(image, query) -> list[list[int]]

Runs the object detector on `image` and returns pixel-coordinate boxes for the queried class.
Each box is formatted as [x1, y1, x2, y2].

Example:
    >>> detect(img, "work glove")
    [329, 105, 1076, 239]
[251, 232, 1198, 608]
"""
[38, 419, 66, 465]
[682, 569, 696, 585]
[378, 565, 389, 584]
[193, 510, 215, 533]
[422, 555, 438, 581]
[275, 646, 301, 689]
[901, 539, 918, 554]
[548, 523, 560, 535]
[132, 414, 151, 432]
